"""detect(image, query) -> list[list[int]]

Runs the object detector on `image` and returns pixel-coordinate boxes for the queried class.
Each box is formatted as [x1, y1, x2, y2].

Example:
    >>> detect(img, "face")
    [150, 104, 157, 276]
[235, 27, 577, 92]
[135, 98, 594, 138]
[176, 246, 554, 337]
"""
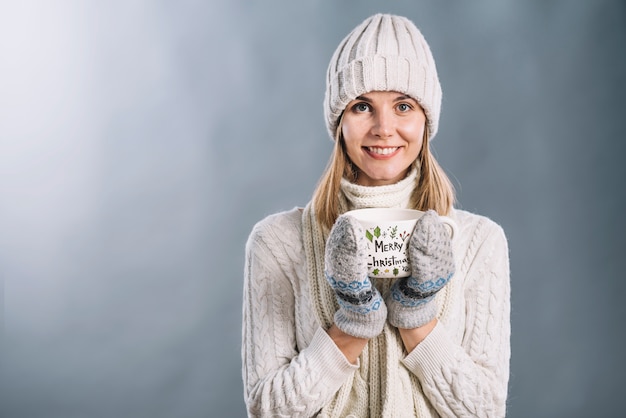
[341, 91, 426, 187]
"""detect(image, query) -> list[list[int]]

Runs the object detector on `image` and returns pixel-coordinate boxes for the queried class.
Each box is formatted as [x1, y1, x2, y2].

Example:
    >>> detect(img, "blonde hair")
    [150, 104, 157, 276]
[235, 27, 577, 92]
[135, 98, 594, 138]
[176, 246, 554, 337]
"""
[312, 119, 455, 231]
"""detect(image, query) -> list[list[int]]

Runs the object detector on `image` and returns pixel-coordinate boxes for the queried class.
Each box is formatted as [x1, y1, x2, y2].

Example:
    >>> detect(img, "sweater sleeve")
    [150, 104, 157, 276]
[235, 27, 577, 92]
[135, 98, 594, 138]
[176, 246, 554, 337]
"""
[241, 215, 357, 417]
[402, 220, 511, 417]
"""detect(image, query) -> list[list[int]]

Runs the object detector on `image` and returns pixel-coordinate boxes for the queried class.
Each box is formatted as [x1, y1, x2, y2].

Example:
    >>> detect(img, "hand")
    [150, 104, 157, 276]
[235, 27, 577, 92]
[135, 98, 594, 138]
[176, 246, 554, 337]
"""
[386, 210, 455, 329]
[325, 214, 387, 339]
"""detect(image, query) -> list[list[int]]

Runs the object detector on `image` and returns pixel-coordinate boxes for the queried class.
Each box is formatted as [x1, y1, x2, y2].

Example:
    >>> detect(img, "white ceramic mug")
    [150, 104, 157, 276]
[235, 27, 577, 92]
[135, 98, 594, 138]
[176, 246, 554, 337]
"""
[345, 208, 457, 279]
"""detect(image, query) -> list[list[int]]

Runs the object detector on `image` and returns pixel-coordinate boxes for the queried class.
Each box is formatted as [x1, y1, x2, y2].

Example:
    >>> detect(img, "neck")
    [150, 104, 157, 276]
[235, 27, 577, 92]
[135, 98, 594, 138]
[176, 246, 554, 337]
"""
[340, 167, 418, 210]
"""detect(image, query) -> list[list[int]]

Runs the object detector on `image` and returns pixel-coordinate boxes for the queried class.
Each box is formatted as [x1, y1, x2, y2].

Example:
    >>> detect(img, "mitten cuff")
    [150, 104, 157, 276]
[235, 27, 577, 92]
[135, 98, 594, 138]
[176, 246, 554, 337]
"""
[386, 296, 437, 329]
[334, 300, 387, 339]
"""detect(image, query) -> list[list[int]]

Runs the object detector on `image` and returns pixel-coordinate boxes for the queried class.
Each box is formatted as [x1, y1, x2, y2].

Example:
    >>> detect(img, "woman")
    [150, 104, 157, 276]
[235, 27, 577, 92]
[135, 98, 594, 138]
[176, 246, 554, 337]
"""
[242, 13, 510, 417]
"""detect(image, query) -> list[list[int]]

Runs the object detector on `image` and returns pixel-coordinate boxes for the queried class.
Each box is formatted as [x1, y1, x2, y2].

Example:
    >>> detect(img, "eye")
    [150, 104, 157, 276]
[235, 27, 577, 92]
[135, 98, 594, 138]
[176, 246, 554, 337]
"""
[352, 102, 371, 113]
[396, 103, 413, 112]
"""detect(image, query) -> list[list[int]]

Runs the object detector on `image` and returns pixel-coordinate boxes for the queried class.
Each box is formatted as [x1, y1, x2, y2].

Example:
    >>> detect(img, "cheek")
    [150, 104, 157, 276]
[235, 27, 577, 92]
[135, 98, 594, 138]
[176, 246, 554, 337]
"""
[399, 122, 425, 147]
[415, 126, 425, 147]
[342, 139, 361, 163]
[341, 119, 356, 142]
[341, 120, 363, 153]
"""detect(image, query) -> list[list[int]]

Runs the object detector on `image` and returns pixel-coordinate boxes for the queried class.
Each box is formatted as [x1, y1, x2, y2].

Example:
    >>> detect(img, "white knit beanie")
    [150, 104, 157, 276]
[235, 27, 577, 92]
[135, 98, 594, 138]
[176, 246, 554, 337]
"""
[324, 14, 442, 140]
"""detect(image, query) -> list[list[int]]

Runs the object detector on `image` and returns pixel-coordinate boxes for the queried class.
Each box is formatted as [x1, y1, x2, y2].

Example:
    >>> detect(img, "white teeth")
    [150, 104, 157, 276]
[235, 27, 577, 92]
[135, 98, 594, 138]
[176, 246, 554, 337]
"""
[368, 147, 398, 155]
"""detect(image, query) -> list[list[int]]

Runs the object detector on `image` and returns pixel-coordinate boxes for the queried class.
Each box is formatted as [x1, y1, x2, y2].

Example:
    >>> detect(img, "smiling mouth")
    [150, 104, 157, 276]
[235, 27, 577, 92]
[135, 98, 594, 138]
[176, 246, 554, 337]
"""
[366, 147, 399, 155]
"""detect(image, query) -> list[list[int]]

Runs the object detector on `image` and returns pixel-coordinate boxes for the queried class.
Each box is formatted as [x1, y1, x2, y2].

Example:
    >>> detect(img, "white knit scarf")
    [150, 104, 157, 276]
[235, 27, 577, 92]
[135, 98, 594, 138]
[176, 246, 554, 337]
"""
[302, 168, 433, 417]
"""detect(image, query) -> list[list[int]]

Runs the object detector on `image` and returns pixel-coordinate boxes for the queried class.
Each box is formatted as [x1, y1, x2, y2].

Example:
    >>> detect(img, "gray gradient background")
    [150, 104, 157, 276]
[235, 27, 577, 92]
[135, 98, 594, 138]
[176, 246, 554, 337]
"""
[1, 1, 625, 417]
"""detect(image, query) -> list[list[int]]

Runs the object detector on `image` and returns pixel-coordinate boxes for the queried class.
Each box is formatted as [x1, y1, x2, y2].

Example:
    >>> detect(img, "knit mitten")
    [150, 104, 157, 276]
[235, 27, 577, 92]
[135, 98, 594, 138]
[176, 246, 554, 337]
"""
[325, 214, 387, 339]
[386, 210, 455, 329]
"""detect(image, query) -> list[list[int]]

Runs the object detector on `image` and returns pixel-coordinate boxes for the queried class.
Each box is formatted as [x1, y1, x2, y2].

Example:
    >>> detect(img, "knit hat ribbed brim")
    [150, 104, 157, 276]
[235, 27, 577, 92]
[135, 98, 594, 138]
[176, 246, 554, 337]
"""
[324, 14, 442, 140]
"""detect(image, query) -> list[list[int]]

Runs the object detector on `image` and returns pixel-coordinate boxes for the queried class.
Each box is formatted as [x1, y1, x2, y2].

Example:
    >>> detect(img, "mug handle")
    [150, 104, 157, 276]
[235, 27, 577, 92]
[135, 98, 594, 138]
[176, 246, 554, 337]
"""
[439, 216, 458, 240]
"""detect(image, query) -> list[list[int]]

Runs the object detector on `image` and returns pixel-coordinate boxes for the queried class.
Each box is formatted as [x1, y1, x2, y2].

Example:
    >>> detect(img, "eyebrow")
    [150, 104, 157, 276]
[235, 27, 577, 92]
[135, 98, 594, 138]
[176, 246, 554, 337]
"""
[354, 94, 415, 103]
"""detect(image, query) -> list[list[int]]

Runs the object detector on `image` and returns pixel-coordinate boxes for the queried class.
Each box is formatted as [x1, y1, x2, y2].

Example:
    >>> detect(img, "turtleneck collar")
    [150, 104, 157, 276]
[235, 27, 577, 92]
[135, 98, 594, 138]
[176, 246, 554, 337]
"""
[340, 167, 418, 210]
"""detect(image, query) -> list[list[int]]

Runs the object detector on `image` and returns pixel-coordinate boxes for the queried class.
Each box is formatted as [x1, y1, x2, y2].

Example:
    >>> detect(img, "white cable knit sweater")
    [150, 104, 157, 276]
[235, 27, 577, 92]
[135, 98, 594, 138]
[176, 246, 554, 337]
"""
[242, 177, 511, 417]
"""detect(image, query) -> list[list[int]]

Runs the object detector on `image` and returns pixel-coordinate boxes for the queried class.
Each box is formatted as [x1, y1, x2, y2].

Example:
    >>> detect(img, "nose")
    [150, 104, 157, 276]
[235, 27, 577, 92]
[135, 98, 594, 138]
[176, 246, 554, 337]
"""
[371, 107, 394, 138]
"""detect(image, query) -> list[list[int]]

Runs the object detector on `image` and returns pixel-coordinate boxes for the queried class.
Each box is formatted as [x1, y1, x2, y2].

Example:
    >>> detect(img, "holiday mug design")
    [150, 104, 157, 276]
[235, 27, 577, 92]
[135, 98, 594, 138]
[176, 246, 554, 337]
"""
[345, 208, 457, 279]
